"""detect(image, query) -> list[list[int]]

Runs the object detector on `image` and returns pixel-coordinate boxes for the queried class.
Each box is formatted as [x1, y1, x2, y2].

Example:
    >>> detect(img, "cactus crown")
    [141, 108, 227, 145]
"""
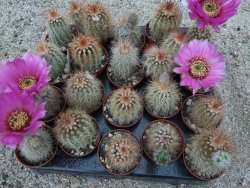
[70, 1, 83, 16]
[48, 9, 60, 22]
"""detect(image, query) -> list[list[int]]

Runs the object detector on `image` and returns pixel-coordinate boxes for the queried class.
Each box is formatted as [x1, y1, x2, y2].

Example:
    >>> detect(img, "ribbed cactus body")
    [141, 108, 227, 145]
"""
[35, 42, 67, 81]
[148, 0, 182, 42]
[48, 9, 73, 47]
[144, 46, 174, 80]
[69, 34, 105, 73]
[187, 25, 213, 42]
[69, 1, 85, 32]
[54, 109, 99, 156]
[19, 127, 54, 163]
[104, 87, 143, 126]
[144, 80, 181, 118]
[65, 72, 103, 113]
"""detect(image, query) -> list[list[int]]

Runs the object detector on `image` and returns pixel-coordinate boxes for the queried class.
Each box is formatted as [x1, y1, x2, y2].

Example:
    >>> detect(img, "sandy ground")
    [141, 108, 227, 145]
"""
[0, 0, 250, 187]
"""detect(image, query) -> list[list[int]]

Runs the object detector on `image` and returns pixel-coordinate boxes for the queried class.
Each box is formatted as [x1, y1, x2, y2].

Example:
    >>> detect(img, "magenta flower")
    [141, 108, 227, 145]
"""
[173, 40, 226, 94]
[0, 53, 51, 95]
[188, 0, 241, 30]
[0, 92, 45, 148]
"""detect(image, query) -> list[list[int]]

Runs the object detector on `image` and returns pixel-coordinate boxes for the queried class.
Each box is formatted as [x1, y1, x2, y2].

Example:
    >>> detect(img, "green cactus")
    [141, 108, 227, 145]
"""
[47, 9, 73, 47]
[103, 87, 143, 127]
[19, 127, 54, 163]
[187, 25, 213, 42]
[65, 72, 104, 113]
[69, 34, 105, 73]
[34, 42, 68, 82]
[54, 109, 100, 156]
[69, 1, 85, 32]
[148, 0, 182, 42]
[83, 2, 114, 43]
[153, 149, 171, 166]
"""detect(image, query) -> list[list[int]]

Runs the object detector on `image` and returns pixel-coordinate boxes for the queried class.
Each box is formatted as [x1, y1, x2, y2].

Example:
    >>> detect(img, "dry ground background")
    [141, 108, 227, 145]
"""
[0, 0, 250, 187]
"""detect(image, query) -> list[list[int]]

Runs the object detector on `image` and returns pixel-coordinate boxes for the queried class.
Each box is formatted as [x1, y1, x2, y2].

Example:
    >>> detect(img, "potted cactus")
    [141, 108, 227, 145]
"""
[98, 129, 142, 175]
[54, 109, 101, 157]
[183, 129, 236, 180]
[65, 72, 104, 113]
[107, 40, 144, 87]
[144, 72, 182, 119]
[15, 126, 58, 168]
[146, 0, 182, 43]
[181, 94, 224, 133]
[103, 87, 143, 128]
[142, 120, 185, 165]
[34, 84, 66, 123]
[69, 34, 108, 75]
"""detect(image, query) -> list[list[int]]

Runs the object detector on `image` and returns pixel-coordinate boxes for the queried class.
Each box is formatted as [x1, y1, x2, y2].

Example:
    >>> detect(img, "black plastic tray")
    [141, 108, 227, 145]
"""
[34, 27, 207, 185]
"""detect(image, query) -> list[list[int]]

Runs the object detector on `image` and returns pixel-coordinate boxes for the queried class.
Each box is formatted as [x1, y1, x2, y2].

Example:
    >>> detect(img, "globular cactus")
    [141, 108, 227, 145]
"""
[35, 85, 65, 121]
[184, 129, 235, 179]
[115, 13, 142, 47]
[54, 109, 100, 156]
[19, 127, 54, 163]
[161, 31, 187, 58]
[103, 87, 143, 127]
[187, 25, 213, 42]
[186, 96, 224, 133]
[83, 2, 114, 43]
[148, 0, 182, 42]
[47, 9, 73, 47]
[69, 34, 105, 73]
[99, 131, 141, 174]
[69, 1, 85, 32]
[34, 42, 68, 82]
[144, 45, 174, 80]
[143, 121, 183, 165]
[65, 72, 104, 113]
[109, 40, 139, 81]
[144, 72, 181, 118]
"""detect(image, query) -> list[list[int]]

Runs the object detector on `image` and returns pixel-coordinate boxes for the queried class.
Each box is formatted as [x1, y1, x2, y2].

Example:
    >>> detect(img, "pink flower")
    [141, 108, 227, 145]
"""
[0, 92, 45, 148]
[188, 0, 241, 31]
[173, 40, 226, 94]
[0, 53, 51, 95]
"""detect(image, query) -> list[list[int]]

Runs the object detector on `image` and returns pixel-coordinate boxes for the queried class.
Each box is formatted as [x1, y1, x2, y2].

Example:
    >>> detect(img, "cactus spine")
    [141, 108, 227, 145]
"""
[47, 9, 73, 47]
[69, 34, 105, 73]
[104, 87, 143, 126]
[54, 109, 100, 156]
[65, 72, 104, 113]
[69, 1, 85, 32]
[148, 0, 182, 42]
[19, 127, 54, 163]
[187, 25, 213, 42]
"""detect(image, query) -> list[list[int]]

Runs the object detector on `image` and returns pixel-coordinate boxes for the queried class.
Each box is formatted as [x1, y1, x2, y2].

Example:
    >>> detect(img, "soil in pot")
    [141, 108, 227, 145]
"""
[15, 126, 58, 168]
[142, 120, 185, 165]
[54, 109, 101, 157]
[181, 94, 224, 133]
[103, 87, 143, 128]
[98, 130, 142, 175]
[34, 85, 66, 123]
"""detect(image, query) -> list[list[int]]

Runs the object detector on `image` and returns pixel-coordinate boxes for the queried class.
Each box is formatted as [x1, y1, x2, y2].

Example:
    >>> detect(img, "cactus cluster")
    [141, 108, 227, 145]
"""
[161, 30, 187, 58]
[69, 1, 85, 32]
[83, 2, 114, 43]
[19, 127, 54, 163]
[144, 72, 181, 118]
[184, 129, 235, 179]
[143, 45, 174, 80]
[184, 96, 224, 133]
[34, 42, 69, 82]
[69, 34, 106, 73]
[47, 9, 73, 47]
[187, 25, 213, 42]
[35, 85, 65, 121]
[103, 87, 143, 127]
[65, 72, 104, 113]
[99, 131, 141, 174]
[143, 121, 183, 165]
[54, 109, 100, 156]
[148, 0, 182, 42]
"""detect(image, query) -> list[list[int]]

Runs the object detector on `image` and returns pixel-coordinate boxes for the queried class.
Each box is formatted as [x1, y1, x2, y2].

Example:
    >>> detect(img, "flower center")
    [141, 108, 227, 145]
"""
[202, 0, 221, 17]
[189, 58, 209, 79]
[8, 110, 30, 131]
[18, 76, 37, 90]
